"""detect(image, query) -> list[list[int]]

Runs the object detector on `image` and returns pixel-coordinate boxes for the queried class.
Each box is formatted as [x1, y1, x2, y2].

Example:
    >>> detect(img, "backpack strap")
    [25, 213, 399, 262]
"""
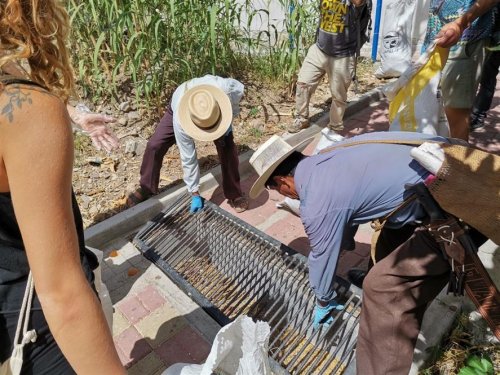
[0, 74, 47, 90]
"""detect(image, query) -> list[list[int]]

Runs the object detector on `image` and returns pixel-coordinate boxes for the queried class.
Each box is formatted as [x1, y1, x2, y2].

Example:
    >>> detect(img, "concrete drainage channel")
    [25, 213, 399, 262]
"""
[133, 193, 361, 374]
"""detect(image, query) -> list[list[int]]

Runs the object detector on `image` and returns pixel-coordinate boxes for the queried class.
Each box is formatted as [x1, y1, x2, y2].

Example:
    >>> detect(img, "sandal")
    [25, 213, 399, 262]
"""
[228, 196, 249, 213]
[126, 187, 152, 208]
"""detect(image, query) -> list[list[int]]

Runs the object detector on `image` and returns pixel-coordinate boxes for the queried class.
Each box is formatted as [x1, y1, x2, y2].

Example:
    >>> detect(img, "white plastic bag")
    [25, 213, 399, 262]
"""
[374, 0, 416, 78]
[384, 45, 450, 136]
[163, 316, 272, 375]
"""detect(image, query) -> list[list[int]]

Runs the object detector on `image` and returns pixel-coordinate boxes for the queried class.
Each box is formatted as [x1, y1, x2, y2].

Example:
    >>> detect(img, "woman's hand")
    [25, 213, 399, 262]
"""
[68, 104, 120, 152]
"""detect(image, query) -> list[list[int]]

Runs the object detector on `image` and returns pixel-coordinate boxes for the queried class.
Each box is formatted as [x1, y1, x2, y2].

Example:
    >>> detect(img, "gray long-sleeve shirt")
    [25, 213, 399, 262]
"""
[294, 131, 450, 301]
[171, 75, 244, 193]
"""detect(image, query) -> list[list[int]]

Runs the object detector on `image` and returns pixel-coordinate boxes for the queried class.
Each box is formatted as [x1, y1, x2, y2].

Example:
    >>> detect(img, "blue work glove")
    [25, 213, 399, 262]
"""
[313, 299, 345, 330]
[190, 195, 204, 213]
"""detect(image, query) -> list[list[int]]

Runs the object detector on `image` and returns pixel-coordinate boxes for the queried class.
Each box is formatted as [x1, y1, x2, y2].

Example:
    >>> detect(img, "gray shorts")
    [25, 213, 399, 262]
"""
[441, 39, 487, 109]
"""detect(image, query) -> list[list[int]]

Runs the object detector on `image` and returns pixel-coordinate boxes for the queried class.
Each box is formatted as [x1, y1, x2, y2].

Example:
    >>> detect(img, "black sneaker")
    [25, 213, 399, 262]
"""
[470, 111, 486, 131]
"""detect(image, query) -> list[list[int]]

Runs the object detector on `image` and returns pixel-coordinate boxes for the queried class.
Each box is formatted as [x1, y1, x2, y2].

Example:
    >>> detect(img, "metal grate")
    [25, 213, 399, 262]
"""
[134, 194, 361, 374]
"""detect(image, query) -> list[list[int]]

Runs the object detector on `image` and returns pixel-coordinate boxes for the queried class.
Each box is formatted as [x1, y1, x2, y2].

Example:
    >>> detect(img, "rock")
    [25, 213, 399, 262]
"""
[135, 140, 147, 156]
[118, 117, 128, 126]
[124, 139, 138, 155]
[127, 111, 141, 123]
[119, 101, 131, 112]
[86, 157, 102, 166]
[468, 311, 498, 345]
[80, 195, 91, 209]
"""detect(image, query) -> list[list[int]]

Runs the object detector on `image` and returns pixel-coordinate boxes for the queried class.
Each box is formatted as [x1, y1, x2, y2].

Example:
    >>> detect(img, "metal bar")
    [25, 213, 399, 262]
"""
[133, 198, 362, 374]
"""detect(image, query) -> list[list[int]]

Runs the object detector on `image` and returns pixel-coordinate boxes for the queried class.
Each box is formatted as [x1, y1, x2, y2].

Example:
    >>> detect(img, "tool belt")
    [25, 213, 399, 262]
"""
[426, 216, 500, 340]
[370, 186, 500, 340]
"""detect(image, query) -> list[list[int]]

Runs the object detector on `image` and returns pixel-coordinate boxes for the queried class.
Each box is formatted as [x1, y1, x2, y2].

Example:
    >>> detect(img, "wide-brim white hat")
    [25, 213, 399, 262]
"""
[249, 135, 314, 199]
[178, 84, 232, 142]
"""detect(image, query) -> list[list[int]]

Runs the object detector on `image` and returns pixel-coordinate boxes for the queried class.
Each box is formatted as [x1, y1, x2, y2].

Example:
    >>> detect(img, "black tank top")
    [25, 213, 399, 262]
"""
[0, 77, 97, 312]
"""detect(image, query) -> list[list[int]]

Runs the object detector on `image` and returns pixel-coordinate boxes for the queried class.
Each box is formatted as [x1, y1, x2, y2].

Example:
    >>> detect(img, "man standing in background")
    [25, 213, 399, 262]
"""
[289, 0, 370, 141]
[423, 0, 498, 140]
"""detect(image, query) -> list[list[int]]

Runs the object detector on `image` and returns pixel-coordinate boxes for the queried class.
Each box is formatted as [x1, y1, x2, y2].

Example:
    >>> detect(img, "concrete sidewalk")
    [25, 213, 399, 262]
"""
[89, 88, 499, 373]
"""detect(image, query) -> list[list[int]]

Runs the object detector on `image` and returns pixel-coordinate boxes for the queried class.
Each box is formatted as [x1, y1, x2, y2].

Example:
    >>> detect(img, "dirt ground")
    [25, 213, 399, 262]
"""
[73, 58, 385, 227]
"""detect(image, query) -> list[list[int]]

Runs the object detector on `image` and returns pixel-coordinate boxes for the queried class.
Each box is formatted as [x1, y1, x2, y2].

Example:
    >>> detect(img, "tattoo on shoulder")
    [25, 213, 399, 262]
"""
[1, 86, 32, 123]
[1, 85, 54, 123]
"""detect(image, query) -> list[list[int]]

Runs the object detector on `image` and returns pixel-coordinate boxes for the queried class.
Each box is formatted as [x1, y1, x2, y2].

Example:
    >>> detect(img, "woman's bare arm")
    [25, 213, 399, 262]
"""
[0, 86, 125, 374]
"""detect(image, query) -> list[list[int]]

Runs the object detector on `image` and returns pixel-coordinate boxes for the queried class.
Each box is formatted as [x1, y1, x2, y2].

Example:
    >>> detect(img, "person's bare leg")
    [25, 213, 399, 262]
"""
[445, 107, 471, 141]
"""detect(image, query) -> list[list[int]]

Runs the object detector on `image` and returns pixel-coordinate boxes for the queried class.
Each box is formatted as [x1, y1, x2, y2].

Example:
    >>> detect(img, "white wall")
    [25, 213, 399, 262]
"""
[235, 0, 289, 34]
[236, 0, 431, 60]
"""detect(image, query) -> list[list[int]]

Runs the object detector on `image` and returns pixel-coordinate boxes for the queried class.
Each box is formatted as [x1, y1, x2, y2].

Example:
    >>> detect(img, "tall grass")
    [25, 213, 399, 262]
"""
[67, 0, 318, 108]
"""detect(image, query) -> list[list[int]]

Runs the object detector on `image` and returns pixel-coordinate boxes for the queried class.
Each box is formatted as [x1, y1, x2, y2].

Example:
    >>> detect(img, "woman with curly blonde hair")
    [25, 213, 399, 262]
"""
[0, 1, 125, 374]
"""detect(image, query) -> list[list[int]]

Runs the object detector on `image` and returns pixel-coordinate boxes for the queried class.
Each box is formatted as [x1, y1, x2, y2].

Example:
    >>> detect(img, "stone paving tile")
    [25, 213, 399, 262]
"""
[110, 281, 138, 305]
[105, 270, 133, 294]
[112, 309, 130, 336]
[127, 352, 164, 375]
[116, 347, 130, 367]
[136, 284, 167, 313]
[470, 120, 500, 153]
[117, 242, 143, 260]
[265, 214, 307, 249]
[105, 251, 129, 268]
[128, 253, 152, 270]
[212, 174, 287, 229]
[135, 304, 188, 349]
[114, 326, 152, 367]
[106, 256, 138, 278]
[154, 326, 211, 368]
[116, 294, 150, 324]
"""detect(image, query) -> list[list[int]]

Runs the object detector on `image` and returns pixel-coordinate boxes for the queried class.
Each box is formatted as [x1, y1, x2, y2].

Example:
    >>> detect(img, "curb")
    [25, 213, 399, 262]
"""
[284, 86, 386, 147]
[85, 85, 387, 247]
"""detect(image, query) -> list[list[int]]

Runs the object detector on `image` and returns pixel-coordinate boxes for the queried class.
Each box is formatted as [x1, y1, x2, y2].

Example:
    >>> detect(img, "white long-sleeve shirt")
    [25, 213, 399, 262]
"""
[171, 75, 244, 194]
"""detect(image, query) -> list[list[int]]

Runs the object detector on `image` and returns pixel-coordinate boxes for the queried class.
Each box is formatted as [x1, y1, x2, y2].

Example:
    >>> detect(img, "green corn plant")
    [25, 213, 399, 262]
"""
[66, 0, 318, 110]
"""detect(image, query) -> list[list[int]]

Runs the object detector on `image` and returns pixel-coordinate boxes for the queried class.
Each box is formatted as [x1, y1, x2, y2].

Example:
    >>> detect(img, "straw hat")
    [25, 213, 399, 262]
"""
[249, 135, 314, 199]
[178, 84, 232, 142]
